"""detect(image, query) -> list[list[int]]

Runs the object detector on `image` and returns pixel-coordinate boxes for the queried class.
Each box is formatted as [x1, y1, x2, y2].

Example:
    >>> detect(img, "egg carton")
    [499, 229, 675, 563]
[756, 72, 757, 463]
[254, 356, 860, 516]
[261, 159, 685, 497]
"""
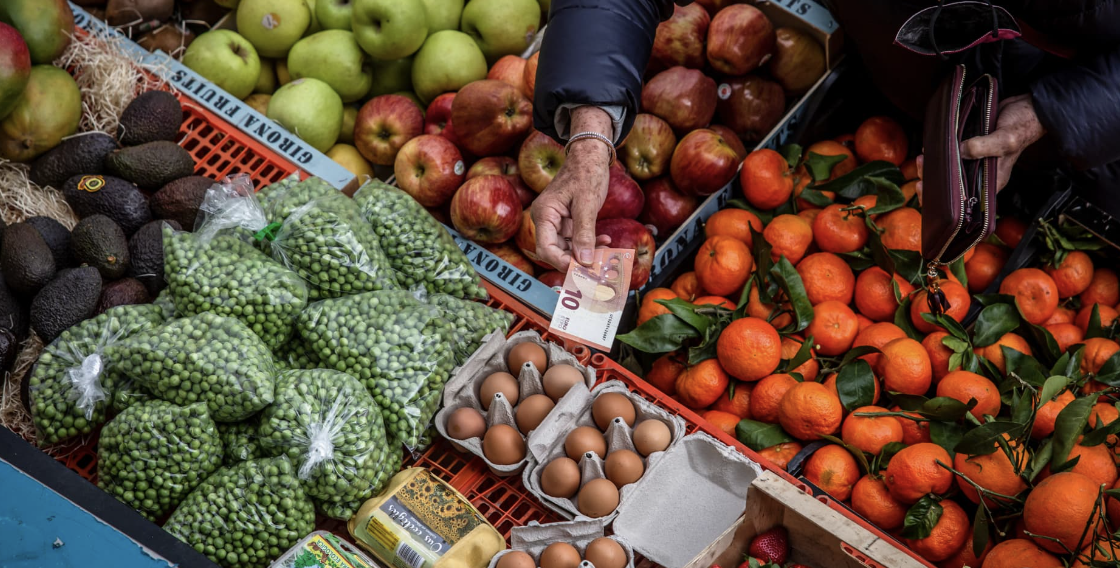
[486, 519, 635, 568]
[522, 381, 688, 523]
[434, 330, 597, 476]
[509, 433, 764, 568]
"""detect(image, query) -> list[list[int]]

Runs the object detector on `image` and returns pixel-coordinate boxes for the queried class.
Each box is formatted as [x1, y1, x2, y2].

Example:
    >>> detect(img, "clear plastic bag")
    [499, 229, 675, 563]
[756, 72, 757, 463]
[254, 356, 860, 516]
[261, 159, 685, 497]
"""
[272, 336, 321, 371]
[163, 176, 309, 351]
[97, 400, 223, 521]
[354, 180, 487, 300]
[296, 290, 455, 450]
[259, 369, 397, 507]
[27, 304, 165, 446]
[313, 441, 403, 521]
[256, 176, 334, 224]
[217, 414, 264, 465]
[110, 312, 278, 422]
[164, 456, 317, 568]
[425, 293, 515, 364]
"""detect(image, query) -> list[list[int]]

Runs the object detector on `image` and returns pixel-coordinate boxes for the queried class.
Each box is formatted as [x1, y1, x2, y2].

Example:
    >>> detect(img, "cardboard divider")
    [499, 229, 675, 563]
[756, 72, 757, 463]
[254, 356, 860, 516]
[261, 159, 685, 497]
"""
[434, 331, 597, 476]
[522, 381, 688, 522]
[486, 519, 636, 568]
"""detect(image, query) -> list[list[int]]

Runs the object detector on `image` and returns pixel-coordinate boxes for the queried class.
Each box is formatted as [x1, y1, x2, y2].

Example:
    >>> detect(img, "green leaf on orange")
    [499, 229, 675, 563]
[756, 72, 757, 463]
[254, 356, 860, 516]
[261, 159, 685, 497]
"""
[617, 313, 700, 354]
[736, 419, 795, 451]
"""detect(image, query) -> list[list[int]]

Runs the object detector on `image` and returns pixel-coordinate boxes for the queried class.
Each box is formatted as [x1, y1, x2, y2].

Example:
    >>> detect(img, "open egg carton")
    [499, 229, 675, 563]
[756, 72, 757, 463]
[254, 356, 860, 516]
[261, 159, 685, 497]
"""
[488, 519, 636, 568]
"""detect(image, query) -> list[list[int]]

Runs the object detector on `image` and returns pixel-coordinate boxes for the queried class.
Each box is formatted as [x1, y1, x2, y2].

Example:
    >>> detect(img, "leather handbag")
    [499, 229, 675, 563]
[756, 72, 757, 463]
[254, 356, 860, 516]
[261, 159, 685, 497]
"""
[920, 64, 999, 313]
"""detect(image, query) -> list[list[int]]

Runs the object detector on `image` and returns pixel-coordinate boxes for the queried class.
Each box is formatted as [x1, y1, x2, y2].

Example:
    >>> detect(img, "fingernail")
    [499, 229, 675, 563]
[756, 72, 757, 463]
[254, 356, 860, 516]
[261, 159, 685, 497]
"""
[579, 249, 592, 264]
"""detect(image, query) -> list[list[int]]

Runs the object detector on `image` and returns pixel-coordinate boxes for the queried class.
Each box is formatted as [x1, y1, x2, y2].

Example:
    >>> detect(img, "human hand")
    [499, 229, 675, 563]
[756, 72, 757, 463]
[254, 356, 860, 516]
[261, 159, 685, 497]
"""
[959, 94, 1046, 191]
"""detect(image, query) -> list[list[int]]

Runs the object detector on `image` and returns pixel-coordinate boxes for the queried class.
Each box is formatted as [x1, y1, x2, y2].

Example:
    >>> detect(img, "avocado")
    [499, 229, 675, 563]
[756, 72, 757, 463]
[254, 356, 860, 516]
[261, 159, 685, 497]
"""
[128, 219, 180, 296]
[1, 223, 56, 296]
[0, 328, 16, 373]
[95, 277, 151, 314]
[0, 216, 6, 249]
[0, 267, 29, 340]
[25, 216, 73, 269]
[62, 174, 151, 236]
[72, 215, 130, 280]
[104, 140, 196, 191]
[117, 90, 183, 146]
[29, 132, 119, 189]
[150, 175, 212, 230]
[30, 266, 102, 343]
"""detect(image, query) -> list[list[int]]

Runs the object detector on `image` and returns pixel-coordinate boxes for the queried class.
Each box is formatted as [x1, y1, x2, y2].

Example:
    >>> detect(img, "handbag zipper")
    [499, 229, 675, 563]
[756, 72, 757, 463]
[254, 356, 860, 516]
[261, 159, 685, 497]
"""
[928, 66, 970, 273]
[946, 74, 996, 264]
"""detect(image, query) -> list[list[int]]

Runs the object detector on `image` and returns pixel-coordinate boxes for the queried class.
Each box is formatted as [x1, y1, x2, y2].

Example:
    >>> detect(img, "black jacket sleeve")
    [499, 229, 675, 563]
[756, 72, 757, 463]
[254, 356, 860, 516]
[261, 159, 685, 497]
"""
[1030, 48, 1120, 170]
[532, 0, 677, 145]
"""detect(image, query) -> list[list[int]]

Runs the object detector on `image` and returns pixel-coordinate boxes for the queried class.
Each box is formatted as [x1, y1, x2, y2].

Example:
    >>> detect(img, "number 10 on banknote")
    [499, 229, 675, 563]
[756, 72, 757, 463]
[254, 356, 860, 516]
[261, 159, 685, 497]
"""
[548, 248, 635, 351]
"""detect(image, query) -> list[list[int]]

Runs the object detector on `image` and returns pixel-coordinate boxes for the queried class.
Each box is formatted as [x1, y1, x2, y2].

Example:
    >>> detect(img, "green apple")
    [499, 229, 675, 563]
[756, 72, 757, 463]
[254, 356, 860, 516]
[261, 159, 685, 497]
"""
[275, 58, 292, 85]
[288, 30, 372, 102]
[316, 0, 353, 29]
[460, 0, 540, 63]
[236, 0, 311, 59]
[339, 105, 358, 144]
[327, 143, 375, 178]
[368, 56, 413, 98]
[182, 30, 262, 100]
[420, 0, 464, 33]
[254, 58, 277, 94]
[267, 77, 342, 153]
[304, 0, 322, 34]
[352, 0, 427, 61]
[411, 30, 486, 104]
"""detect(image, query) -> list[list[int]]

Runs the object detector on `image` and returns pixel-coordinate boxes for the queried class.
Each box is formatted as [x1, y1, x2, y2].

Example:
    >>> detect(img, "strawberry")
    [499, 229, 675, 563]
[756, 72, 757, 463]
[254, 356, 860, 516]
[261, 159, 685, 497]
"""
[748, 527, 789, 565]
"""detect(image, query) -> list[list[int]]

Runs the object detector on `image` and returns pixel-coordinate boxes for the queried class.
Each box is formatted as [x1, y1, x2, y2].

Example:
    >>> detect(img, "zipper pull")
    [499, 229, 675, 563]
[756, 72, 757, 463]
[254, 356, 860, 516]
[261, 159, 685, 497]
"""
[926, 262, 951, 316]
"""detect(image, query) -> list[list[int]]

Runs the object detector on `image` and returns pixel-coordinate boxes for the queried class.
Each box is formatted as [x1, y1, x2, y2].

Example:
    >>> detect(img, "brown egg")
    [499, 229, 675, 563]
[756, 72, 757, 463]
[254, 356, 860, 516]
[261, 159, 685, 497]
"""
[446, 407, 486, 440]
[605, 449, 644, 488]
[539, 542, 581, 568]
[482, 424, 526, 465]
[541, 456, 581, 498]
[496, 551, 536, 568]
[480, 371, 520, 409]
[543, 364, 585, 402]
[584, 538, 627, 568]
[508, 342, 548, 373]
[578, 478, 620, 518]
[633, 419, 671, 456]
[564, 426, 607, 461]
[591, 392, 637, 430]
[515, 394, 555, 434]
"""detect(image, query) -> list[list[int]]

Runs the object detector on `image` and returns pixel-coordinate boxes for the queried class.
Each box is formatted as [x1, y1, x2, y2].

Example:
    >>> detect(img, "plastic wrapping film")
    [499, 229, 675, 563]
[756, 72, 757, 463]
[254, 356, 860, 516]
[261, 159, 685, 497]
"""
[354, 180, 487, 300]
[217, 413, 265, 465]
[110, 312, 278, 422]
[422, 292, 514, 365]
[164, 456, 317, 568]
[27, 304, 165, 446]
[97, 400, 223, 520]
[296, 290, 455, 451]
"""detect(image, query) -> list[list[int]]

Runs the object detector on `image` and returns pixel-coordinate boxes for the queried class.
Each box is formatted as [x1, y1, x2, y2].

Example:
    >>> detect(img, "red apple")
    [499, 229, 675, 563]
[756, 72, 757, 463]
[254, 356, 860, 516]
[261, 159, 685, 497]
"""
[355, 94, 424, 166]
[619, 113, 676, 181]
[595, 218, 655, 289]
[670, 128, 740, 196]
[518, 130, 565, 193]
[706, 4, 775, 76]
[522, 52, 539, 100]
[716, 75, 786, 143]
[651, 3, 710, 70]
[394, 134, 466, 207]
[467, 156, 535, 208]
[599, 163, 645, 220]
[709, 124, 748, 159]
[423, 92, 455, 137]
[485, 242, 535, 276]
[450, 175, 523, 244]
[0, 22, 31, 121]
[488, 55, 527, 94]
[641, 66, 716, 134]
[770, 27, 826, 94]
[451, 80, 533, 157]
[538, 270, 566, 288]
[693, 0, 746, 16]
[639, 177, 698, 238]
[515, 210, 550, 269]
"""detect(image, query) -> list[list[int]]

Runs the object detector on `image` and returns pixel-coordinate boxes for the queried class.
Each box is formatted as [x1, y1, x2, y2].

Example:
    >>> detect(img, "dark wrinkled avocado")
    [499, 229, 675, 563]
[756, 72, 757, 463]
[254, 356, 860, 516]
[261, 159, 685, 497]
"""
[0, 328, 16, 372]
[128, 219, 180, 296]
[25, 216, 73, 268]
[95, 277, 151, 314]
[30, 266, 102, 343]
[1, 223, 56, 296]
[72, 215, 130, 280]
[117, 91, 183, 146]
[28, 132, 119, 188]
[150, 175, 212, 230]
[0, 267, 29, 340]
[104, 140, 195, 191]
[62, 174, 151, 236]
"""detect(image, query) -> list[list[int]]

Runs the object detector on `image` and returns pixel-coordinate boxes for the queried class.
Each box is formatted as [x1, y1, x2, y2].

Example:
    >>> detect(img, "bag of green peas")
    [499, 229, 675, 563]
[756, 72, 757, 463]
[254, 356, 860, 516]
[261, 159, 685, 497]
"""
[420, 291, 515, 365]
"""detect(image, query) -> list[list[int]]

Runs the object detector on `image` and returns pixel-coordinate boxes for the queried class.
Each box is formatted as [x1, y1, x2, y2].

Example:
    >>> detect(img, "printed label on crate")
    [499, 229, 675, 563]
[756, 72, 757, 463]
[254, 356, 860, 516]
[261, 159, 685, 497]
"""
[445, 225, 561, 318]
[70, 4, 355, 191]
[763, 0, 839, 34]
[549, 248, 634, 351]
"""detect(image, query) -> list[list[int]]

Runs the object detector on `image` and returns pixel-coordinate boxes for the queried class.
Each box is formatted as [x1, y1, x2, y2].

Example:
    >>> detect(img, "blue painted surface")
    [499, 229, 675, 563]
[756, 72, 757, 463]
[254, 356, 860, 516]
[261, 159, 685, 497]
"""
[0, 460, 175, 568]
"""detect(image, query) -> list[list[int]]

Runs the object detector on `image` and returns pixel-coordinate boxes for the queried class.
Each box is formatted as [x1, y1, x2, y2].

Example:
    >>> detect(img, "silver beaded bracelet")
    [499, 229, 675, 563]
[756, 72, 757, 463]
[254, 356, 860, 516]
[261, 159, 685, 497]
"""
[565, 131, 617, 166]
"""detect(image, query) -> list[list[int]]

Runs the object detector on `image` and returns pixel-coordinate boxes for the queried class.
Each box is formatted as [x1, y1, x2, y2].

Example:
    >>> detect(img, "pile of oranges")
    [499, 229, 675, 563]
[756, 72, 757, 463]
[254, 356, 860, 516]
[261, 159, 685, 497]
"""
[629, 116, 1120, 567]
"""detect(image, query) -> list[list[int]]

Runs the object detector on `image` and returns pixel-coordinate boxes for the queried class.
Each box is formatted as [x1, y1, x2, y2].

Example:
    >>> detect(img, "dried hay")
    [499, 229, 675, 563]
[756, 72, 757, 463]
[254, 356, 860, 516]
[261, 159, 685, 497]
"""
[1, 334, 41, 445]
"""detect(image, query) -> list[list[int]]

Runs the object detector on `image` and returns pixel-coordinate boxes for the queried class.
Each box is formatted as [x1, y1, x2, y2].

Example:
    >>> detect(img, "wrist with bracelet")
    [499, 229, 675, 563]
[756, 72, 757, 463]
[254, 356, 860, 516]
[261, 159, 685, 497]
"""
[565, 131, 616, 166]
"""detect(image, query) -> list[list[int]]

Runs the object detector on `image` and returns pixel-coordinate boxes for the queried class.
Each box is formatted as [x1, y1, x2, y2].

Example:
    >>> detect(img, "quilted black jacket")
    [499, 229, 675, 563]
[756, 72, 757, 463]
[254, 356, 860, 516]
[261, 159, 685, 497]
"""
[533, 0, 1120, 174]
